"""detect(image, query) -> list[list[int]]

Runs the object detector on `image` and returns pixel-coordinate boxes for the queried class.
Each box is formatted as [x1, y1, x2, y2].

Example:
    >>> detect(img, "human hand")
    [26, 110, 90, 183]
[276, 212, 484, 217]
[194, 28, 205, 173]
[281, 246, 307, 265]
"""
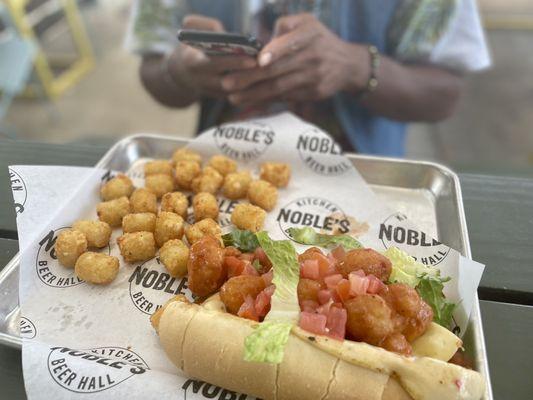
[168, 15, 257, 98]
[221, 14, 370, 105]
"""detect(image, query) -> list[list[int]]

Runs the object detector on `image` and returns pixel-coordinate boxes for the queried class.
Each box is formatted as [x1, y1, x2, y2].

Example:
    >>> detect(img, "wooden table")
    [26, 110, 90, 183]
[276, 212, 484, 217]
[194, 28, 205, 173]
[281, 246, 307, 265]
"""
[1, 139, 533, 399]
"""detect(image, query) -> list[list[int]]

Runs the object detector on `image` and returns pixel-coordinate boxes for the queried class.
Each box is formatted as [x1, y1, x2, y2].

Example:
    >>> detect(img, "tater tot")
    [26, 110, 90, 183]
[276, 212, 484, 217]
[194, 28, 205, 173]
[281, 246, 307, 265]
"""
[130, 188, 157, 214]
[55, 229, 87, 268]
[154, 211, 185, 247]
[222, 170, 252, 200]
[75, 252, 119, 285]
[159, 239, 189, 277]
[208, 155, 237, 176]
[185, 218, 222, 245]
[247, 179, 278, 211]
[145, 173, 175, 198]
[144, 159, 173, 176]
[191, 166, 223, 194]
[172, 147, 202, 165]
[117, 231, 156, 263]
[97, 196, 131, 227]
[100, 174, 134, 201]
[122, 213, 156, 233]
[260, 162, 291, 188]
[72, 220, 111, 248]
[231, 203, 266, 232]
[193, 192, 219, 221]
[175, 160, 201, 190]
[160, 192, 189, 218]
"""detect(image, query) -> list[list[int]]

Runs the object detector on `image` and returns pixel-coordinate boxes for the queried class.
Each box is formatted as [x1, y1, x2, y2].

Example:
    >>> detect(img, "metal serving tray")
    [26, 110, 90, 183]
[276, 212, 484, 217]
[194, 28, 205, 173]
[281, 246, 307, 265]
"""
[0, 134, 493, 399]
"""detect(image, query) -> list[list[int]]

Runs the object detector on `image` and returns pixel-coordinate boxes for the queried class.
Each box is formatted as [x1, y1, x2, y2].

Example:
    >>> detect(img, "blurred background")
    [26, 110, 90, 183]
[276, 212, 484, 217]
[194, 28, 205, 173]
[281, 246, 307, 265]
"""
[1, 0, 532, 176]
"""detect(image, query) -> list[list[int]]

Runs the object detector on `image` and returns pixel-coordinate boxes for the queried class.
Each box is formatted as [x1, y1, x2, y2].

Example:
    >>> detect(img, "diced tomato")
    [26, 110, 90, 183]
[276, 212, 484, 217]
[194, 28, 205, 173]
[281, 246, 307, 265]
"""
[349, 272, 369, 296]
[225, 256, 246, 278]
[351, 269, 365, 277]
[300, 300, 319, 313]
[335, 279, 351, 302]
[315, 252, 336, 277]
[254, 247, 272, 270]
[331, 246, 346, 263]
[239, 253, 255, 263]
[242, 261, 260, 276]
[299, 312, 327, 335]
[261, 270, 274, 286]
[254, 287, 273, 318]
[238, 296, 259, 321]
[326, 307, 347, 340]
[324, 274, 343, 289]
[317, 299, 333, 316]
[317, 289, 333, 305]
[301, 259, 319, 280]
[366, 274, 385, 294]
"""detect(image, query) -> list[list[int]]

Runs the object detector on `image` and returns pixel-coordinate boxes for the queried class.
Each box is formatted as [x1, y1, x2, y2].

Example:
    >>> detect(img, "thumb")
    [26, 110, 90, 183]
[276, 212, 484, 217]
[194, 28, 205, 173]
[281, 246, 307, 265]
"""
[182, 14, 225, 32]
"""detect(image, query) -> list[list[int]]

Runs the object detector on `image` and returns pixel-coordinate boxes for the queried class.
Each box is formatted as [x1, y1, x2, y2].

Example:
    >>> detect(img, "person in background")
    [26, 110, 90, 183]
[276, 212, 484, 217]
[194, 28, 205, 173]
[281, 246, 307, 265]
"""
[127, 0, 490, 156]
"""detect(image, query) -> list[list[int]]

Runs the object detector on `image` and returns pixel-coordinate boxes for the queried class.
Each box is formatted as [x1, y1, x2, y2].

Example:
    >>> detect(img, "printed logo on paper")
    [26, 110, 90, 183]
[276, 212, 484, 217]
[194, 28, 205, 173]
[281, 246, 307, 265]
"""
[128, 257, 194, 315]
[20, 316, 37, 339]
[35, 228, 84, 288]
[9, 168, 27, 215]
[47, 346, 148, 393]
[379, 212, 451, 266]
[182, 379, 259, 400]
[213, 121, 275, 161]
[278, 197, 351, 240]
[296, 129, 352, 176]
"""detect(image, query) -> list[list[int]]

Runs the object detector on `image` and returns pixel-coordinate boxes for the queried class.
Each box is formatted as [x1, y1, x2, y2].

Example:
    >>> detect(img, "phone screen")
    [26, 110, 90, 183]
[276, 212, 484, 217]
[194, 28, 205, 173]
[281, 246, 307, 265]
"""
[178, 30, 262, 56]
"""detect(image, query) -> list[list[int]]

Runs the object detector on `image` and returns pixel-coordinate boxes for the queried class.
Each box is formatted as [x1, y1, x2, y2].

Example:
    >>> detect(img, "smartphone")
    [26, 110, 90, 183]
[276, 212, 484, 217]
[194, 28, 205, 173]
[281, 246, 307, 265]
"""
[177, 29, 263, 56]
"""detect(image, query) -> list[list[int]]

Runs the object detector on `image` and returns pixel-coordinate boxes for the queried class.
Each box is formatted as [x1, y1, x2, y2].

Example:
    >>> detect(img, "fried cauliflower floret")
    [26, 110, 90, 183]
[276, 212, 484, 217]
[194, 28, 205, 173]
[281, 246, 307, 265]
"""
[174, 160, 201, 190]
[231, 203, 266, 232]
[72, 220, 112, 248]
[193, 192, 219, 221]
[247, 179, 278, 211]
[260, 162, 291, 188]
[100, 174, 134, 201]
[191, 166, 223, 194]
[222, 170, 252, 200]
[160, 192, 189, 218]
[185, 218, 221, 245]
[117, 231, 156, 263]
[145, 173, 175, 198]
[208, 155, 237, 176]
[159, 239, 189, 278]
[122, 213, 156, 233]
[96, 196, 131, 227]
[144, 159, 173, 176]
[55, 229, 87, 268]
[187, 235, 225, 297]
[75, 252, 119, 285]
[339, 248, 392, 282]
[172, 147, 202, 165]
[130, 188, 158, 214]
[154, 211, 185, 247]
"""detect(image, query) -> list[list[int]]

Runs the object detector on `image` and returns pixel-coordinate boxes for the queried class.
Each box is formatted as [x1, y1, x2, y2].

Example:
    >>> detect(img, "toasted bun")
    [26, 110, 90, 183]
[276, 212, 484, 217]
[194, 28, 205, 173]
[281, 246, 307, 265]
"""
[158, 300, 412, 400]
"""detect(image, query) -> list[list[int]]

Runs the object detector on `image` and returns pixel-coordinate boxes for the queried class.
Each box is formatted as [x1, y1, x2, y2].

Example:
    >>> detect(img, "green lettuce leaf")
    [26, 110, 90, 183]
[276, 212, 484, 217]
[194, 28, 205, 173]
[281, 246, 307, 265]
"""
[222, 229, 259, 252]
[243, 232, 300, 364]
[384, 247, 438, 287]
[287, 227, 362, 250]
[244, 321, 293, 364]
[416, 274, 456, 328]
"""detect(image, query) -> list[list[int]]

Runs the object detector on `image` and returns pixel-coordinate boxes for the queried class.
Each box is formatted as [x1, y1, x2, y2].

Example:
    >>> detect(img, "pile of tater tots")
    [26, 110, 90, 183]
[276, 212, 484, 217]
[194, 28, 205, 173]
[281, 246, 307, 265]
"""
[53, 148, 291, 285]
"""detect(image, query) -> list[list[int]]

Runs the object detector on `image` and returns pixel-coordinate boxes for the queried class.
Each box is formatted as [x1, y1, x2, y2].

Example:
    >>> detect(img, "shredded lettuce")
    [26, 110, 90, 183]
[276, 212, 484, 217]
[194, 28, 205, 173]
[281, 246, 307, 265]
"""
[222, 229, 259, 252]
[243, 232, 300, 363]
[384, 247, 438, 287]
[244, 321, 293, 363]
[416, 274, 456, 328]
[287, 227, 362, 250]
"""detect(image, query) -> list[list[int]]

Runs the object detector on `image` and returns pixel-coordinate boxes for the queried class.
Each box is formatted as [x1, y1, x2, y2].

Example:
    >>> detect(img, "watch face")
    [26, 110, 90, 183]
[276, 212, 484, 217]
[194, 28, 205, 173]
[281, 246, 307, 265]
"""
[182, 40, 259, 56]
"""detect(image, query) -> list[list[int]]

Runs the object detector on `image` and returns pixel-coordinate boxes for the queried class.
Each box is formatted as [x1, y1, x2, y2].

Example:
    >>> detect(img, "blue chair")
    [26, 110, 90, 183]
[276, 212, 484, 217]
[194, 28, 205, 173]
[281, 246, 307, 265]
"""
[0, 4, 35, 135]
